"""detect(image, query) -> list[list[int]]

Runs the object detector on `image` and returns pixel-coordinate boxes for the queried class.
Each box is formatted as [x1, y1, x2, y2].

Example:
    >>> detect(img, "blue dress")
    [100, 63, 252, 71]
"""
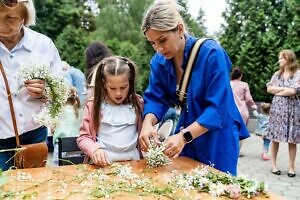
[143, 35, 249, 175]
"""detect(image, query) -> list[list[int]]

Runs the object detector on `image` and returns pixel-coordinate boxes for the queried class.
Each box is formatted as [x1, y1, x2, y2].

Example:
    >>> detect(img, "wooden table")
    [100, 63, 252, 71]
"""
[1, 157, 284, 200]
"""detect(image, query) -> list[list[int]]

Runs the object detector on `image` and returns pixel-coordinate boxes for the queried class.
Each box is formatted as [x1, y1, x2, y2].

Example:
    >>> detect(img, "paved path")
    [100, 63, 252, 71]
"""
[238, 132, 300, 200]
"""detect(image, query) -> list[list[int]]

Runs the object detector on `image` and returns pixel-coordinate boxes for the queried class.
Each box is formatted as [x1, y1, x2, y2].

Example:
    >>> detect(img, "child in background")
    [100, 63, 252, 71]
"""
[53, 88, 83, 165]
[77, 56, 143, 167]
[253, 103, 271, 161]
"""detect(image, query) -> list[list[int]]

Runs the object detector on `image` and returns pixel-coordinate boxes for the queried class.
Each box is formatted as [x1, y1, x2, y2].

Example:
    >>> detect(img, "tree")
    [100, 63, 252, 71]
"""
[178, 0, 206, 37]
[55, 25, 90, 71]
[34, 0, 95, 40]
[220, 0, 299, 102]
[33, 0, 96, 71]
[92, 0, 207, 92]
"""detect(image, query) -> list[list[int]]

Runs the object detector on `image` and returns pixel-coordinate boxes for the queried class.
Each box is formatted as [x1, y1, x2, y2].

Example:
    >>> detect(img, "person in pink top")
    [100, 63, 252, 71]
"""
[230, 67, 257, 155]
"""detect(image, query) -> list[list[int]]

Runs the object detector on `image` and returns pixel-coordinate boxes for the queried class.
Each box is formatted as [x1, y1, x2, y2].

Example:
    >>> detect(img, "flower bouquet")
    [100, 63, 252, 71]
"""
[18, 64, 69, 128]
[144, 138, 172, 168]
[171, 165, 268, 199]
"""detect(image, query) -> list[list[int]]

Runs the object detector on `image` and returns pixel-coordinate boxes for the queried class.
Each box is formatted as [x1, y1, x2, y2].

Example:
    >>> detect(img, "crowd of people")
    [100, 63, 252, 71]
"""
[0, 0, 299, 180]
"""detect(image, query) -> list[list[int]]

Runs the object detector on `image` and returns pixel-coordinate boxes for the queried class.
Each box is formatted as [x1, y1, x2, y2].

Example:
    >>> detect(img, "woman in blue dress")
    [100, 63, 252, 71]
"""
[138, 0, 248, 175]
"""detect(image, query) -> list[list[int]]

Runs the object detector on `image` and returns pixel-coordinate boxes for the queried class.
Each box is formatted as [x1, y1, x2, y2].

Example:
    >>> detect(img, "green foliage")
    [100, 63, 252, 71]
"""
[178, 0, 206, 37]
[34, 0, 96, 40]
[33, 0, 96, 71]
[220, 0, 299, 102]
[92, 0, 207, 92]
[55, 25, 90, 71]
[33, 0, 207, 92]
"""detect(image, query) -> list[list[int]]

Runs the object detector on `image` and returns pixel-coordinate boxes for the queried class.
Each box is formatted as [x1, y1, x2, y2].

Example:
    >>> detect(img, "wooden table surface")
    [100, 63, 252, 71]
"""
[1, 157, 284, 200]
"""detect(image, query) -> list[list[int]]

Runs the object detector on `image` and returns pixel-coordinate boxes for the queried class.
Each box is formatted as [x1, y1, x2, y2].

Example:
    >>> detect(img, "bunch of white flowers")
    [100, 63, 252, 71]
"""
[169, 166, 268, 199]
[144, 138, 172, 168]
[18, 64, 69, 128]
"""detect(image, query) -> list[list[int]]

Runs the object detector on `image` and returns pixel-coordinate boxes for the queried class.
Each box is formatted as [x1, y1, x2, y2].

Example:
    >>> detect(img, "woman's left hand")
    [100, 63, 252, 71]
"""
[24, 79, 45, 99]
[163, 133, 186, 158]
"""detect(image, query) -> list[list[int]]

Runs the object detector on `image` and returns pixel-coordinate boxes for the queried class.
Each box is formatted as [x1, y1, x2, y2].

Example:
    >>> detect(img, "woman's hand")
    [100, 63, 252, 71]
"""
[163, 132, 186, 158]
[92, 148, 111, 167]
[24, 79, 45, 99]
[139, 114, 160, 151]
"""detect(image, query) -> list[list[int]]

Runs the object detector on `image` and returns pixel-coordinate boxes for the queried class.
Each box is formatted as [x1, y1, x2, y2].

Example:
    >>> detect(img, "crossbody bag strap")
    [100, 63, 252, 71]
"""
[176, 38, 210, 108]
[0, 61, 21, 147]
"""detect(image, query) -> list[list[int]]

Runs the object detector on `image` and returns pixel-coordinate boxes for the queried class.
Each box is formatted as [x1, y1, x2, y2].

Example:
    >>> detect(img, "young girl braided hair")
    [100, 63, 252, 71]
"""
[77, 56, 143, 167]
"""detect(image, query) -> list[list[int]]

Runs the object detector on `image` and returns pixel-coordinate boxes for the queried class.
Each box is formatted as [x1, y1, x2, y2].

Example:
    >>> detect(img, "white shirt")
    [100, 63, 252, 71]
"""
[96, 103, 140, 162]
[0, 27, 62, 139]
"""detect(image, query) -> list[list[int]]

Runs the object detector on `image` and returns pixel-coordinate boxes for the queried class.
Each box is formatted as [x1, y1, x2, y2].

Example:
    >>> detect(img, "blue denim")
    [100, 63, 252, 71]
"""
[0, 126, 47, 171]
[263, 137, 270, 152]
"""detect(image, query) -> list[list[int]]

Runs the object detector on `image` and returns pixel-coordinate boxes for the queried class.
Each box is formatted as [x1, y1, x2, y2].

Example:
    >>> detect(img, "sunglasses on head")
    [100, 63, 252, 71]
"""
[0, 0, 28, 7]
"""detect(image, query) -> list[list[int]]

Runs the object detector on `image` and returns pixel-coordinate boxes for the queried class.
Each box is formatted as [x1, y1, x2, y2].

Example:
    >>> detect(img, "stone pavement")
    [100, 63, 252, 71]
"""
[238, 124, 300, 200]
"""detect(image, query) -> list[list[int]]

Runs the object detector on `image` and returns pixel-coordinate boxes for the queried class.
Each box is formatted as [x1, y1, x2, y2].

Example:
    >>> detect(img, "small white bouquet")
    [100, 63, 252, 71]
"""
[18, 64, 69, 128]
[144, 138, 172, 168]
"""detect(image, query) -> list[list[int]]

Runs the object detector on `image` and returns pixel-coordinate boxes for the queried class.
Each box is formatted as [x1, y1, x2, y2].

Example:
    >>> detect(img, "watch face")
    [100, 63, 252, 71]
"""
[183, 131, 193, 143]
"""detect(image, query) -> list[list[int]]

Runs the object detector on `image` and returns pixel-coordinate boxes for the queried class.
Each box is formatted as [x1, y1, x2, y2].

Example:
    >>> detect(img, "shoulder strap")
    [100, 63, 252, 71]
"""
[176, 38, 210, 107]
[0, 61, 21, 146]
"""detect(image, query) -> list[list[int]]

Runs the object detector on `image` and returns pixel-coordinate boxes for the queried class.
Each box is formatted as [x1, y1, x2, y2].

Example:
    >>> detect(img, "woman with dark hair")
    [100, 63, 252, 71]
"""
[85, 41, 112, 85]
[230, 67, 257, 125]
[230, 67, 257, 156]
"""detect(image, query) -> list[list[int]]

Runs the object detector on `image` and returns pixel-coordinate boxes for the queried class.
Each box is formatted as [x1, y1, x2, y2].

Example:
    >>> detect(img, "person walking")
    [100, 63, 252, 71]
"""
[230, 67, 257, 156]
[253, 103, 271, 161]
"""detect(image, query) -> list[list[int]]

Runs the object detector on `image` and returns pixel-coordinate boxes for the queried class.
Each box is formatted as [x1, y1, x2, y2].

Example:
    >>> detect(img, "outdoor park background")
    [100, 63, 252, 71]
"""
[33, 0, 299, 103]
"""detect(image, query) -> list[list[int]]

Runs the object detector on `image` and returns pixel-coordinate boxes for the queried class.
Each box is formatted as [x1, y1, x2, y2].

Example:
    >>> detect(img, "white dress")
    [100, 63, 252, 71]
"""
[96, 103, 140, 162]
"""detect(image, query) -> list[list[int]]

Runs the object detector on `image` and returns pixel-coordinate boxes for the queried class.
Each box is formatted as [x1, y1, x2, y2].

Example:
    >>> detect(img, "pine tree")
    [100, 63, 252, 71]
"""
[220, 0, 299, 102]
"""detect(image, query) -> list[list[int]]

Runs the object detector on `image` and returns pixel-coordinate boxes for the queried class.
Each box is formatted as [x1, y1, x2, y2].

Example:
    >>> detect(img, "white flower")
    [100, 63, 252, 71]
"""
[209, 182, 226, 197]
[18, 64, 69, 128]
[144, 139, 172, 168]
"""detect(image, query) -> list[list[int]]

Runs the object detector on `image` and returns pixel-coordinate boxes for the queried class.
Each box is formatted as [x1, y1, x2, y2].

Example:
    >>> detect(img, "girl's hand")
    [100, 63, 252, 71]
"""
[163, 132, 186, 159]
[24, 79, 45, 99]
[92, 148, 111, 167]
[139, 123, 159, 152]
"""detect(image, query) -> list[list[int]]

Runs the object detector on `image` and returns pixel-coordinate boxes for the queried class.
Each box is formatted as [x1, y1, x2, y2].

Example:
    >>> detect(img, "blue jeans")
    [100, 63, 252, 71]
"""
[263, 137, 270, 152]
[0, 126, 47, 171]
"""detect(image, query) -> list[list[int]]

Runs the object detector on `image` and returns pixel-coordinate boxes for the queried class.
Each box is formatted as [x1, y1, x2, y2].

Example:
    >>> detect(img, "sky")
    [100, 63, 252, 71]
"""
[187, 0, 227, 34]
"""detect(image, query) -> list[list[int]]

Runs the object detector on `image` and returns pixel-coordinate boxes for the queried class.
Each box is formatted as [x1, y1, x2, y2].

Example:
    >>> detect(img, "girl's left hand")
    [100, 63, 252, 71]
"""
[163, 133, 186, 158]
[24, 79, 45, 99]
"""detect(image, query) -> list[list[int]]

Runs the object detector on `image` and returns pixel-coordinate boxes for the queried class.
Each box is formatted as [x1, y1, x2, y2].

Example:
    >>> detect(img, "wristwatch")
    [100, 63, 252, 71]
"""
[181, 129, 193, 143]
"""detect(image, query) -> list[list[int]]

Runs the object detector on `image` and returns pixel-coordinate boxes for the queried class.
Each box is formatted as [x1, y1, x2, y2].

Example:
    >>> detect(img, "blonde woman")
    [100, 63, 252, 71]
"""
[0, 0, 62, 170]
[267, 49, 300, 177]
[139, 0, 248, 175]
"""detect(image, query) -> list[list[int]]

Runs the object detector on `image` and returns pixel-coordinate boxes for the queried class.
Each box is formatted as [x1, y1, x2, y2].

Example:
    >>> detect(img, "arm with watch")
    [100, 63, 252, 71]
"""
[163, 122, 208, 159]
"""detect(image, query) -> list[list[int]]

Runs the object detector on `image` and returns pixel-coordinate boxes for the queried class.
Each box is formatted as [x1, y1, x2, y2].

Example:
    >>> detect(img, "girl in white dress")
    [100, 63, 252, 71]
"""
[77, 56, 143, 167]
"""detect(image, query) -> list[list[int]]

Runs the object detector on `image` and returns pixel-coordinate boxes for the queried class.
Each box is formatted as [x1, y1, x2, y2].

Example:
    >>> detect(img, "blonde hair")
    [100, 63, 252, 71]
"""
[278, 49, 299, 77]
[20, 0, 36, 26]
[141, 0, 185, 34]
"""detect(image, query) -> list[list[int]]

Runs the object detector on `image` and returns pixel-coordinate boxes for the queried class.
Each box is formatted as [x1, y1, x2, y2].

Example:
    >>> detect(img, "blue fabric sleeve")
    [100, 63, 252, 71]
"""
[143, 57, 169, 121]
[196, 43, 232, 130]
